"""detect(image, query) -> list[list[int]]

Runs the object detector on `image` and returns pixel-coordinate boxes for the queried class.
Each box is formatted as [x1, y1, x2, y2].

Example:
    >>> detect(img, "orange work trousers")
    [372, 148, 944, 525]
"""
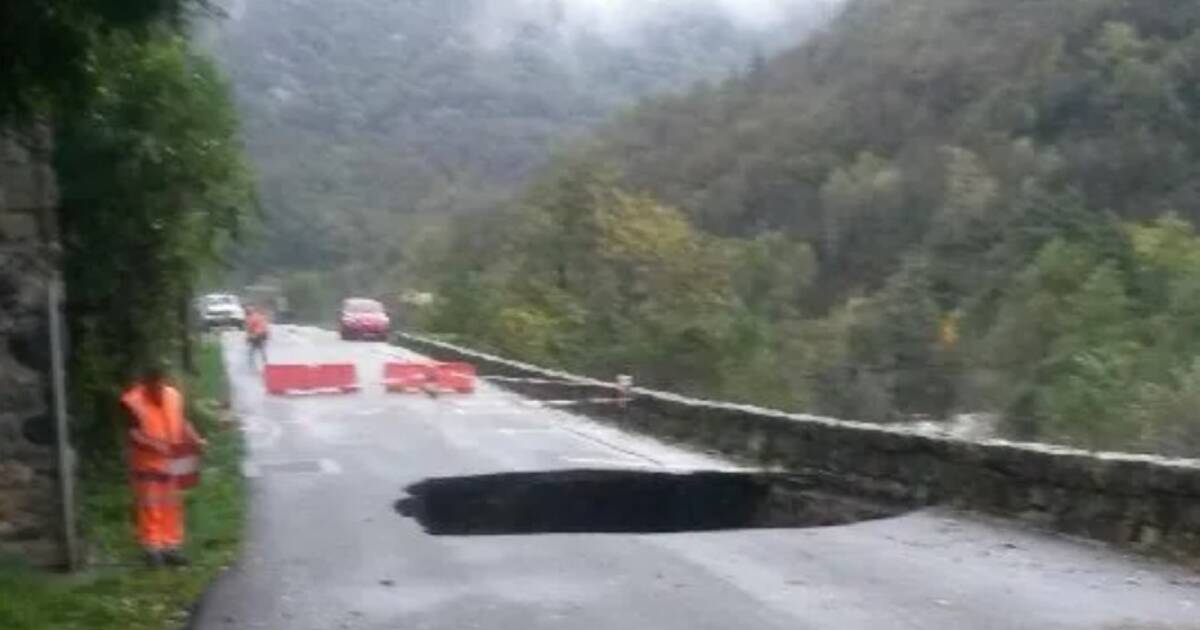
[133, 479, 184, 550]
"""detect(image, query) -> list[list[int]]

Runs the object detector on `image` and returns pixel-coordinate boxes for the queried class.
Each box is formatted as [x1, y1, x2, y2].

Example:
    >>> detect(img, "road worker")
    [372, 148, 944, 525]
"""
[120, 361, 207, 567]
[245, 306, 270, 367]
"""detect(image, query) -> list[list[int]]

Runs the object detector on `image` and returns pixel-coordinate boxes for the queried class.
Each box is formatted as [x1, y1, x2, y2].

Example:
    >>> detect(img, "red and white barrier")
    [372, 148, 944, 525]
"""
[263, 364, 310, 395]
[384, 362, 435, 392]
[315, 363, 360, 393]
[435, 362, 477, 394]
[261, 360, 474, 396]
[264, 363, 361, 396]
[383, 362, 477, 395]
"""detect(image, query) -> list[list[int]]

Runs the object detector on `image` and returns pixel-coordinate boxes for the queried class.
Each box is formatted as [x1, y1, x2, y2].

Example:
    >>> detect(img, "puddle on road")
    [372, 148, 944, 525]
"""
[394, 470, 906, 535]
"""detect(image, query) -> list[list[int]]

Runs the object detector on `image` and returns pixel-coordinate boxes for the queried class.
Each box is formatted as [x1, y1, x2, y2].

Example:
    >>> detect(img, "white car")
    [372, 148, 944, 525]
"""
[198, 293, 246, 330]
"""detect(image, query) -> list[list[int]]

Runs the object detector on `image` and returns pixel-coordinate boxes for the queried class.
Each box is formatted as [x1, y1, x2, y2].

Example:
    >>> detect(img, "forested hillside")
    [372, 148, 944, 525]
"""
[426, 0, 1200, 456]
[211, 0, 838, 292]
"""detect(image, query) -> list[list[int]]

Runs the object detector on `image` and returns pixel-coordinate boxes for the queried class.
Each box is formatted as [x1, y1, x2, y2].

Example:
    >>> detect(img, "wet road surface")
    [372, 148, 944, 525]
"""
[192, 326, 1200, 630]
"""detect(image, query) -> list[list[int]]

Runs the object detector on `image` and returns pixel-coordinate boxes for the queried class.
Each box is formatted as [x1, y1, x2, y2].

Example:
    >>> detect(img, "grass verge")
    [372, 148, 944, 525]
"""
[0, 338, 244, 630]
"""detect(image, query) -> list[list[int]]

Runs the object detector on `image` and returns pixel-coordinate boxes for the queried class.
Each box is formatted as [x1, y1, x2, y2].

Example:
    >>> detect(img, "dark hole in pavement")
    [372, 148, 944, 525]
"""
[394, 469, 907, 535]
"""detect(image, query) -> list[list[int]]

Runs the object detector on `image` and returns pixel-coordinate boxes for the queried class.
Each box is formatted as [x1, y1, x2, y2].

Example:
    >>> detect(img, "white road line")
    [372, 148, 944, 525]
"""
[554, 424, 666, 466]
[560, 456, 706, 472]
[445, 404, 523, 414]
[520, 398, 626, 407]
[562, 456, 650, 467]
[241, 458, 343, 477]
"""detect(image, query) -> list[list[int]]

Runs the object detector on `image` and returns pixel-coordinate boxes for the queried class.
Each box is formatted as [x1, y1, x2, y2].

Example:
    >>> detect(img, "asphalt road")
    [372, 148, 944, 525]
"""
[192, 326, 1200, 630]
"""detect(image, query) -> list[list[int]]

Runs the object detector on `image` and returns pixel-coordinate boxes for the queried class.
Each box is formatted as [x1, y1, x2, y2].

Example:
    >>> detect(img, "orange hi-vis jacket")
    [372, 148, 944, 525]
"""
[247, 311, 269, 339]
[121, 383, 199, 486]
[121, 382, 199, 550]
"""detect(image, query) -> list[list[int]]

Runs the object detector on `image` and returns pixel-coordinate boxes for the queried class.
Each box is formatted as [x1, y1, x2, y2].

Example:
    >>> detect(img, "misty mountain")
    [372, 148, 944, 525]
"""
[424, 0, 1200, 454]
[208, 0, 838, 274]
[571, 0, 1200, 298]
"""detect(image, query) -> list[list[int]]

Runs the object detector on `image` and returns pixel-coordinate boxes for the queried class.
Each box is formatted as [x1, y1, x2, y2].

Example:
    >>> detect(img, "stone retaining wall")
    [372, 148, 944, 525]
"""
[399, 332, 1200, 560]
[0, 127, 67, 567]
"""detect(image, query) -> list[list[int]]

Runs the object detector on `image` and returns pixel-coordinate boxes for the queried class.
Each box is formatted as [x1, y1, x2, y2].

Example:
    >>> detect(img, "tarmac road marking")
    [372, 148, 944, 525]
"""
[553, 424, 666, 466]
[560, 456, 712, 473]
[498, 428, 558, 435]
[241, 458, 342, 478]
[561, 456, 652, 468]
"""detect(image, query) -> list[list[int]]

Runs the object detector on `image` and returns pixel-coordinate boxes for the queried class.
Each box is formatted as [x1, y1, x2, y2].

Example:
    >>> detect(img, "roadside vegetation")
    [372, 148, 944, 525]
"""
[6, 1, 255, 449]
[59, 28, 254, 453]
[3, 1, 254, 624]
[417, 0, 1200, 457]
[0, 341, 243, 630]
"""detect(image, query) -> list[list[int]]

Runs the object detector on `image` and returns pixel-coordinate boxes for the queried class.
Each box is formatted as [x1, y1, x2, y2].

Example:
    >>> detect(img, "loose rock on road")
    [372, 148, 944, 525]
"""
[192, 326, 1200, 629]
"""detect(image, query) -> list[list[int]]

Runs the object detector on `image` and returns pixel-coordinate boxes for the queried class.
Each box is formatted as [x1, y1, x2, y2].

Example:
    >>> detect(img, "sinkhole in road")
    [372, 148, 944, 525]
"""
[394, 470, 908, 536]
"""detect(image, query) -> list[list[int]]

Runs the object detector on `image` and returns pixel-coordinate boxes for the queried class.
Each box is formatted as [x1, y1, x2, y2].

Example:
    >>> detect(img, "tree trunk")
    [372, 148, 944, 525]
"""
[180, 286, 195, 374]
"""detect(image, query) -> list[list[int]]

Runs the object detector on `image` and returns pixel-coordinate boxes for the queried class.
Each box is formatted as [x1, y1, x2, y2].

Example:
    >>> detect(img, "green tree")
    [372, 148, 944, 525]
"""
[56, 32, 254, 447]
[1, 0, 193, 122]
[731, 232, 816, 320]
[1132, 359, 1200, 457]
[818, 151, 907, 285]
[1036, 264, 1140, 448]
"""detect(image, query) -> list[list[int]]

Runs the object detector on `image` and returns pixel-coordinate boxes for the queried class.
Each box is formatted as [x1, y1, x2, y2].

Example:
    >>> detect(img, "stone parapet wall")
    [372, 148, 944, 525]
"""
[0, 127, 65, 567]
[398, 332, 1200, 560]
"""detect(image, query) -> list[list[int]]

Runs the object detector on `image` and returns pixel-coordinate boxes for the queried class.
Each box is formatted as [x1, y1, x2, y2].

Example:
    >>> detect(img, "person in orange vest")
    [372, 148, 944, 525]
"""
[120, 361, 207, 567]
[245, 306, 270, 367]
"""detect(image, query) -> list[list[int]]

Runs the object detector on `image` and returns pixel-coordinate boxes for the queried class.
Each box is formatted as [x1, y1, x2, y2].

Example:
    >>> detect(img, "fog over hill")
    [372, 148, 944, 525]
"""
[209, 0, 839, 275]
[469, 0, 840, 45]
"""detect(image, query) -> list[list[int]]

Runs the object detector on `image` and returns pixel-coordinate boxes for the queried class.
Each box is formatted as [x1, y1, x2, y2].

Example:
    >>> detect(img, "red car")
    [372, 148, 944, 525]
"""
[339, 298, 391, 341]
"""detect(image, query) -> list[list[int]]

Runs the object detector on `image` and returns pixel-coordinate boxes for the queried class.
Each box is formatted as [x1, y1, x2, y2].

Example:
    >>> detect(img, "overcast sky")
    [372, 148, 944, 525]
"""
[470, 0, 843, 47]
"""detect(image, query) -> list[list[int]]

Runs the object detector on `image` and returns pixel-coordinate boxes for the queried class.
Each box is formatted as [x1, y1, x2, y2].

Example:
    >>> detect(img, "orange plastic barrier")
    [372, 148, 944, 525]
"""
[264, 363, 360, 395]
[315, 363, 360, 393]
[383, 362, 476, 394]
[384, 362, 433, 392]
[264, 364, 313, 395]
[435, 362, 477, 394]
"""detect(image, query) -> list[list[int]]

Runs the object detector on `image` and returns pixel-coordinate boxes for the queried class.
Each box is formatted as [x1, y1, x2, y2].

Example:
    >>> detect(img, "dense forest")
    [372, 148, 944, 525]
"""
[423, 0, 1200, 456]
[210, 0, 838, 301]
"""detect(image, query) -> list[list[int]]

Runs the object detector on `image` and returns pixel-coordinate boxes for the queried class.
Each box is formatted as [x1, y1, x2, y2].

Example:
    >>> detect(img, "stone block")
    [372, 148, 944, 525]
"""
[0, 212, 39, 242]
[0, 267, 17, 311]
[8, 319, 51, 372]
[0, 461, 35, 487]
[0, 538, 63, 568]
[0, 359, 44, 416]
[1176, 501, 1200, 530]
[1147, 461, 1200, 497]
[21, 413, 55, 446]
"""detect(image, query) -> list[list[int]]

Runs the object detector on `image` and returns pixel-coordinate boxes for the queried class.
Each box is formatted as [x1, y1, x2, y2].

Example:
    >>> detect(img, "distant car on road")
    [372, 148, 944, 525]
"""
[198, 293, 246, 330]
[339, 298, 390, 341]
